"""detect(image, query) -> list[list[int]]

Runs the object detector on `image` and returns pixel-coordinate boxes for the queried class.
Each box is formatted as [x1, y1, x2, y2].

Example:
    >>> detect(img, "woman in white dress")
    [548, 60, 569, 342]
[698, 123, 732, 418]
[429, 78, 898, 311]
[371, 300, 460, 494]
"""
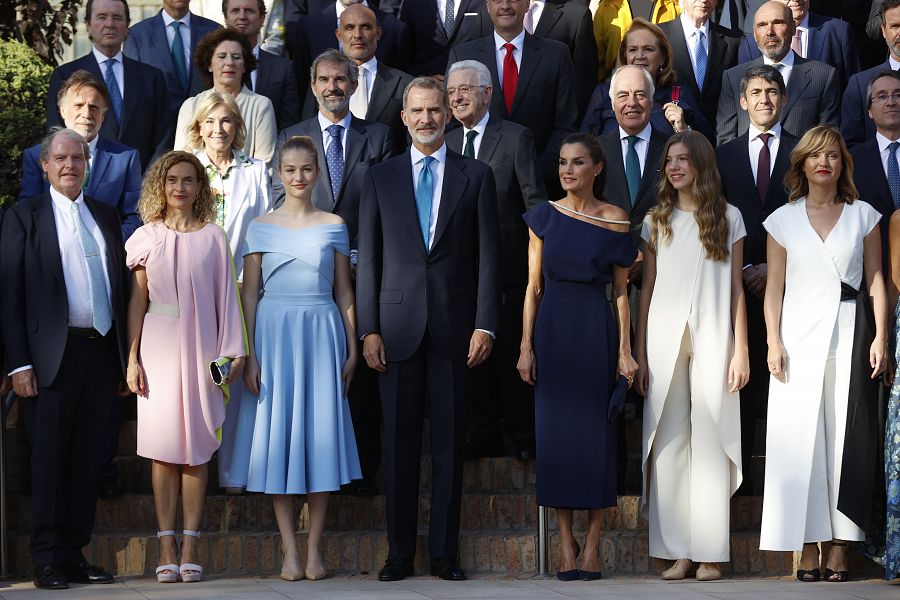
[761, 125, 888, 582]
[635, 130, 749, 582]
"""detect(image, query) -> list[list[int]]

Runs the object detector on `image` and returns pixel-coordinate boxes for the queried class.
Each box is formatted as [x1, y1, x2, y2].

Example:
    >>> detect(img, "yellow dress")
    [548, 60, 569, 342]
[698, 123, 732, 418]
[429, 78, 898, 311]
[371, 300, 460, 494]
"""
[593, 0, 680, 81]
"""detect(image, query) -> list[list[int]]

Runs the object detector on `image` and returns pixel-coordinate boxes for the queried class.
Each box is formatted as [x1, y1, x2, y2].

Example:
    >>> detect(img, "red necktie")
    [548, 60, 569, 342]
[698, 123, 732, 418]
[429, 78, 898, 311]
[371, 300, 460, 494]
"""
[502, 43, 518, 114]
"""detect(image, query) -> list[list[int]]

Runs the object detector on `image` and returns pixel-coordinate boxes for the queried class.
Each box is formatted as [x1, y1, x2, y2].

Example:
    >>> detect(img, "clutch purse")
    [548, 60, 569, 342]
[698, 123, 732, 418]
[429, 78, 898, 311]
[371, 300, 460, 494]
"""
[607, 375, 628, 422]
[209, 356, 233, 386]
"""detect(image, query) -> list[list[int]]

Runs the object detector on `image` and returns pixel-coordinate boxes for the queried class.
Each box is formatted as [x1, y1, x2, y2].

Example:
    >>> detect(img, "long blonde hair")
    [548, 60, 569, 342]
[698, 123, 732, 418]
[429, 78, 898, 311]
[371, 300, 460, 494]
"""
[785, 125, 858, 204]
[648, 130, 729, 261]
[139, 151, 216, 223]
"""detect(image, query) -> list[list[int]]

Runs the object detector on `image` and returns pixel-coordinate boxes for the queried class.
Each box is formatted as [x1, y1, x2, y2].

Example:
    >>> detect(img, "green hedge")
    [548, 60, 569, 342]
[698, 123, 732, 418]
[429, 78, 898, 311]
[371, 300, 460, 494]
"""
[0, 40, 51, 208]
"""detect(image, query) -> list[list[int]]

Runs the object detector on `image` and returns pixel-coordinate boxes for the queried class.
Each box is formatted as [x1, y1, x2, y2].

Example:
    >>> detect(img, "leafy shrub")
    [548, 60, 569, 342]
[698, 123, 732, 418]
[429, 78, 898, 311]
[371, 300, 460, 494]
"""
[0, 40, 51, 208]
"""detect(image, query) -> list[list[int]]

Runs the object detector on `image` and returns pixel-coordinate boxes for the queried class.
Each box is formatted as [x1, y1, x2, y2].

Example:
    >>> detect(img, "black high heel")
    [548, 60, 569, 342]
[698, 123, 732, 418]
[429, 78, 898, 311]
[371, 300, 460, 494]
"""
[556, 540, 581, 581]
[824, 541, 849, 582]
[797, 542, 820, 582]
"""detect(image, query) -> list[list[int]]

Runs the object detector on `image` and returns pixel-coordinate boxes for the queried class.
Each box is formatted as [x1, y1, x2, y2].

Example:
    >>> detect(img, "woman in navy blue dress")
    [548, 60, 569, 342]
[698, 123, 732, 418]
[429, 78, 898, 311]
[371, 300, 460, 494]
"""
[518, 133, 638, 581]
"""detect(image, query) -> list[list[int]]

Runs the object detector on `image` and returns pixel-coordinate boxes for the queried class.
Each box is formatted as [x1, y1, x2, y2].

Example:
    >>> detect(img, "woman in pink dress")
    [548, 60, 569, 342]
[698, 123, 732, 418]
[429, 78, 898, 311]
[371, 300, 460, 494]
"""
[125, 151, 246, 584]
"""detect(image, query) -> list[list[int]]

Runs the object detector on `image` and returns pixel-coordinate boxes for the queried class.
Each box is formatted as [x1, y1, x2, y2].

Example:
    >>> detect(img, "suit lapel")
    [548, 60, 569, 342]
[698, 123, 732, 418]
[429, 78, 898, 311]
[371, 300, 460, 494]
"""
[337, 120, 367, 208]
[512, 35, 541, 115]
[533, 3, 560, 37]
[255, 52, 272, 93]
[35, 196, 65, 290]
[480, 40, 507, 118]
[88, 143, 111, 198]
[432, 152, 467, 250]
[601, 135, 630, 214]
[764, 136, 792, 207]
[705, 27, 727, 98]
[633, 131, 665, 216]
[783, 59, 811, 121]
[669, 25, 698, 97]
[150, 14, 180, 90]
[806, 21, 820, 62]
[367, 70, 393, 122]
[476, 118, 501, 163]
[120, 57, 141, 133]
[393, 152, 427, 254]
[85, 196, 120, 284]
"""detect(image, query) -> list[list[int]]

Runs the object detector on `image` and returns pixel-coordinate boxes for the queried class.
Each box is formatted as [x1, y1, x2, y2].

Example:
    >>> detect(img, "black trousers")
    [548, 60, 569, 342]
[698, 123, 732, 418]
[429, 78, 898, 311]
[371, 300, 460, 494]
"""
[23, 332, 117, 568]
[348, 339, 382, 482]
[379, 330, 470, 561]
[738, 289, 769, 493]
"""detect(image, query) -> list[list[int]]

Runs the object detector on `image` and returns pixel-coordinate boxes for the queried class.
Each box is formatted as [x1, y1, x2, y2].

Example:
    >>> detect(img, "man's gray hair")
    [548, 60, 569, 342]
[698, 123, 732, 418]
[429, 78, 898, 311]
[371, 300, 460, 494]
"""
[39, 127, 90, 164]
[403, 76, 450, 112]
[608, 65, 655, 101]
[309, 48, 359, 85]
[447, 60, 492, 88]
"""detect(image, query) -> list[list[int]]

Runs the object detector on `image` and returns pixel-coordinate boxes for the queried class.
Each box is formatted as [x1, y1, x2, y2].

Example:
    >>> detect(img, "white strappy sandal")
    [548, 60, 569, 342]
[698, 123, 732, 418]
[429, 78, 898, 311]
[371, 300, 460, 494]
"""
[179, 530, 204, 583]
[155, 531, 179, 583]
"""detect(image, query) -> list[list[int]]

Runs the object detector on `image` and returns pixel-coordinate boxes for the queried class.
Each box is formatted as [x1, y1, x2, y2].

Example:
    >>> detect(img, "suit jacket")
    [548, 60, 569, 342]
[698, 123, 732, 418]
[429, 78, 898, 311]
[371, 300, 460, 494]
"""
[841, 60, 887, 149]
[737, 13, 860, 89]
[255, 49, 301, 130]
[0, 192, 128, 386]
[46, 52, 170, 171]
[357, 149, 501, 362]
[19, 138, 142, 239]
[598, 127, 668, 241]
[716, 130, 798, 266]
[533, 0, 599, 118]
[123, 11, 221, 114]
[400, 0, 493, 76]
[446, 115, 547, 287]
[659, 18, 742, 131]
[271, 115, 393, 245]
[717, 55, 840, 144]
[851, 137, 894, 268]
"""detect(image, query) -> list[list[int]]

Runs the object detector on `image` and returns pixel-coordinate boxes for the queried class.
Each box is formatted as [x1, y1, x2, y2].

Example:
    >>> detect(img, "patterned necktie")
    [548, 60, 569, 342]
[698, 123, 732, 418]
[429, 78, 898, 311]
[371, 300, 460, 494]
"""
[694, 30, 707, 92]
[103, 58, 123, 126]
[502, 43, 518, 115]
[464, 130, 478, 158]
[349, 64, 368, 119]
[625, 135, 641, 205]
[887, 141, 900, 210]
[756, 132, 772, 204]
[791, 29, 803, 57]
[171, 21, 188, 89]
[416, 156, 435, 250]
[325, 124, 344, 200]
[443, 0, 456, 36]
[70, 202, 112, 335]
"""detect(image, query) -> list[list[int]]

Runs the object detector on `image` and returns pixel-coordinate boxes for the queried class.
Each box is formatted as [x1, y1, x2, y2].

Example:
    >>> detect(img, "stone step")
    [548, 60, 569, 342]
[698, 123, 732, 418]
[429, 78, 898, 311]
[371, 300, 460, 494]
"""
[8, 529, 809, 580]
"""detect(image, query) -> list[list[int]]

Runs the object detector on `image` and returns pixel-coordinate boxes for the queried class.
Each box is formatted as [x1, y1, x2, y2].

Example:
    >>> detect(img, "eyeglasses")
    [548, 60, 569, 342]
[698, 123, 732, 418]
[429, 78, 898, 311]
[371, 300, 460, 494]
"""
[871, 91, 900, 105]
[446, 85, 486, 96]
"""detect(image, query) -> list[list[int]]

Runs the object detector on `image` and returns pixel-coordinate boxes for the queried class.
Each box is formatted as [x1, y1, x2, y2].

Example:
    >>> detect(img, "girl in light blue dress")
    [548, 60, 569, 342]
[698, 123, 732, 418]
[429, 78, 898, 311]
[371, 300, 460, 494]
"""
[237, 135, 361, 581]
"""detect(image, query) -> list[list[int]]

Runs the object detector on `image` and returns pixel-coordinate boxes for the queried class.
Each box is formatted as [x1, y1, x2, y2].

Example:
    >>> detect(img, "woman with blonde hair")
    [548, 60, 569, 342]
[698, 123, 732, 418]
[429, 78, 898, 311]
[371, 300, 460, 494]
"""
[760, 125, 887, 583]
[635, 130, 748, 581]
[125, 151, 246, 584]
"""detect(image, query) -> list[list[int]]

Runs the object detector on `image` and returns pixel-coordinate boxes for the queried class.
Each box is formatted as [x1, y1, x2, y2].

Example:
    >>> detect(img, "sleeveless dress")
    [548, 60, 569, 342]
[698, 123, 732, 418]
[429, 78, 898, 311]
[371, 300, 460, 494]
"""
[522, 201, 637, 509]
[231, 222, 361, 494]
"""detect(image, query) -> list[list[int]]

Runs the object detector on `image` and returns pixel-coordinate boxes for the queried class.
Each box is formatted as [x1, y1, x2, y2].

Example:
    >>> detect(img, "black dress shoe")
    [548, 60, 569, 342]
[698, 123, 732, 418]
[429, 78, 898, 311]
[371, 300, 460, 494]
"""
[33, 565, 68, 589]
[430, 557, 467, 581]
[464, 439, 505, 461]
[378, 557, 413, 581]
[63, 561, 114, 584]
[351, 479, 377, 497]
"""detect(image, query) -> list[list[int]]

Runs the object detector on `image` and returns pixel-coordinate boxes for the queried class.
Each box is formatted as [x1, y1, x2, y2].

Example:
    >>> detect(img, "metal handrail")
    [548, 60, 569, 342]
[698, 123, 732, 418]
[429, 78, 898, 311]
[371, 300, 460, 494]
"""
[538, 505, 549, 576]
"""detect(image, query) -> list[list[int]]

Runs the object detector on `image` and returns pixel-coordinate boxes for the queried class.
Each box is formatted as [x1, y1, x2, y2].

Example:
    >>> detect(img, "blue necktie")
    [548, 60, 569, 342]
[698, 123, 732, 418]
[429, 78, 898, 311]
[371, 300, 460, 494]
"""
[694, 30, 707, 92]
[325, 124, 344, 200]
[103, 58, 123, 126]
[416, 156, 435, 250]
[888, 141, 900, 210]
[171, 21, 188, 89]
[625, 135, 641, 206]
[71, 202, 112, 335]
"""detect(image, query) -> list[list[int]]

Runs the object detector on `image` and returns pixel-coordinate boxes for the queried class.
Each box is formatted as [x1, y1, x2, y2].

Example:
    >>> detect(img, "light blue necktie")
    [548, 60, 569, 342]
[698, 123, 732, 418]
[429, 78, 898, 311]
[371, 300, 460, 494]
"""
[416, 156, 435, 250]
[103, 58, 123, 126]
[694, 30, 707, 92]
[625, 135, 641, 206]
[71, 202, 112, 335]
[887, 141, 900, 210]
[325, 124, 344, 200]
[171, 21, 188, 89]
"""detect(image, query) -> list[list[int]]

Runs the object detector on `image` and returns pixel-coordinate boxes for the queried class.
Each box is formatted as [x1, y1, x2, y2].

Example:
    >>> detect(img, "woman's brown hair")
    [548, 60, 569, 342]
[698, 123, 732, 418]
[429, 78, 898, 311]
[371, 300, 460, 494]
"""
[785, 125, 858, 204]
[139, 151, 216, 224]
[617, 18, 676, 87]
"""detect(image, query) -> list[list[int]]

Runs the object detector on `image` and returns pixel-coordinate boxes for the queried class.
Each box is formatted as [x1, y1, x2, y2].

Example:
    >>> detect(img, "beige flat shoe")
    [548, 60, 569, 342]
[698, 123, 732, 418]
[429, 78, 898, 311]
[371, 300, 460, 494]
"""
[696, 563, 721, 581]
[662, 559, 694, 580]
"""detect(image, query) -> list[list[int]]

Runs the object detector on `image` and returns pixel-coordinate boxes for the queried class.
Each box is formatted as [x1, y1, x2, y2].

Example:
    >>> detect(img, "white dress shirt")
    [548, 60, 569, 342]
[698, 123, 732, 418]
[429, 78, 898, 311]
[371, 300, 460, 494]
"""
[747, 121, 782, 182]
[680, 13, 710, 76]
[92, 47, 125, 99]
[876, 131, 900, 175]
[437, 0, 461, 24]
[358, 57, 378, 104]
[462, 110, 490, 158]
[763, 49, 795, 88]
[494, 29, 526, 85]
[795, 14, 809, 59]
[618, 123, 652, 176]
[890, 56, 900, 70]
[318, 111, 352, 162]
[161, 10, 192, 71]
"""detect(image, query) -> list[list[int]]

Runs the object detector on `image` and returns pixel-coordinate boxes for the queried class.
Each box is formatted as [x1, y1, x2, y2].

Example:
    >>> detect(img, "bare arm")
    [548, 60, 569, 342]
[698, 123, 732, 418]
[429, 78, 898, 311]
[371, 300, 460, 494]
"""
[863, 227, 888, 378]
[729, 238, 750, 392]
[516, 230, 544, 386]
[634, 240, 656, 397]
[764, 235, 787, 383]
[240, 252, 262, 395]
[126, 268, 150, 395]
[888, 212, 900, 308]
[612, 262, 638, 385]
[334, 250, 358, 397]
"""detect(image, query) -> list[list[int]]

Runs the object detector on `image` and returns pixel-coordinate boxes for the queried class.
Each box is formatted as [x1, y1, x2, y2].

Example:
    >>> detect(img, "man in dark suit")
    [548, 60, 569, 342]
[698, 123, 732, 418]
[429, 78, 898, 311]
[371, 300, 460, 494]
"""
[658, 0, 742, 133]
[842, 0, 900, 148]
[716, 64, 796, 496]
[123, 0, 220, 115]
[46, 0, 170, 171]
[22, 70, 141, 240]
[1, 128, 128, 590]
[717, 1, 840, 144]
[400, 0, 493, 77]
[447, 0, 579, 198]
[357, 77, 500, 582]
[737, 0, 859, 89]
[530, 0, 598, 118]
[225, 0, 301, 130]
[445, 59, 546, 461]
[851, 69, 900, 265]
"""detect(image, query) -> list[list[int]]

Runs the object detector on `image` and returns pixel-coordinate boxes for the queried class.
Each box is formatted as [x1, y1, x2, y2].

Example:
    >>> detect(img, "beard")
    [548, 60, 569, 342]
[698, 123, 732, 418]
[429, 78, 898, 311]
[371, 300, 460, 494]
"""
[317, 91, 350, 114]
[409, 126, 443, 146]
